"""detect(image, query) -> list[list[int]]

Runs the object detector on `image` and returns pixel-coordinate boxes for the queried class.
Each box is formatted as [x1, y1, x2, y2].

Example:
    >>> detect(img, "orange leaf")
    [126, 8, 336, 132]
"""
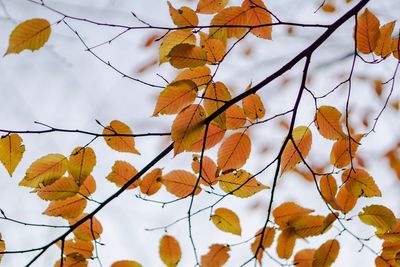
[219, 170, 268, 198]
[159, 30, 196, 63]
[78, 175, 96, 197]
[103, 120, 140, 154]
[273, 202, 314, 228]
[5, 18, 51, 55]
[111, 260, 142, 267]
[276, 228, 296, 259]
[359, 205, 396, 234]
[168, 44, 207, 69]
[68, 147, 96, 185]
[251, 227, 275, 263]
[43, 194, 87, 219]
[171, 104, 206, 154]
[199, 31, 226, 64]
[168, 2, 198, 28]
[196, 0, 229, 14]
[211, 207, 242, 235]
[37, 176, 79, 201]
[55, 256, 87, 267]
[375, 21, 396, 58]
[19, 153, 68, 188]
[209, 7, 248, 40]
[106, 160, 139, 189]
[377, 220, 400, 242]
[355, 9, 380, 54]
[60, 238, 94, 259]
[153, 80, 198, 116]
[320, 175, 337, 203]
[173, 66, 212, 88]
[192, 154, 218, 186]
[204, 81, 232, 129]
[314, 106, 345, 140]
[242, 0, 272, 39]
[393, 36, 400, 59]
[312, 239, 340, 267]
[140, 168, 162, 196]
[335, 186, 357, 214]
[159, 235, 182, 267]
[188, 124, 225, 152]
[225, 104, 247, 130]
[217, 132, 251, 171]
[330, 134, 362, 168]
[201, 244, 230, 267]
[280, 126, 312, 173]
[162, 170, 201, 197]
[0, 233, 5, 263]
[294, 249, 316, 267]
[342, 168, 381, 197]
[242, 84, 265, 121]
[321, 212, 338, 234]
[0, 134, 25, 176]
[290, 215, 324, 238]
[69, 214, 103, 241]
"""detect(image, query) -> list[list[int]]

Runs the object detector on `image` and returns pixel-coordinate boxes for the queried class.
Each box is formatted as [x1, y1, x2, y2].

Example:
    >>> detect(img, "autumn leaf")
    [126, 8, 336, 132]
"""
[204, 81, 232, 129]
[209, 7, 248, 40]
[196, 0, 229, 14]
[374, 21, 396, 58]
[68, 147, 96, 185]
[377, 220, 400, 242]
[159, 30, 196, 63]
[273, 202, 314, 228]
[276, 228, 296, 259]
[393, 37, 400, 59]
[55, 256, 87, 267]
[153, 80, 198, 116]
[294, 249, 316, 267]
[140, 168, 162, 196]
[171, 104, 206, 154]
[335, 186, 357, 214]
[106, 160, 140, 189]
[199, 31, 226, 64]
[219, 170, 268, 197]
[19, 153, 68, 188]
[43, 195, 87, 219]
[280, 126, 312, 173]
[320, 175, 338, 203]
[167, 2, 198, 28]
[60, 238, 94, 259]
[211, 207, 242, 235]
[201, 244, 230, 267]
[5, 18, 51, 55]
[0, 134, 25, 176]
[289, 215, 324, 238]
[242, 0, 273, 39]
[251, 227, 275, 263]
[173, 66, 212, 88]
[242, 90, 265, 121]
[78, 175, 96, 197]
[359, 205, 396, 234]
[225, 104, 247, 130]
[330, 134, 362, 168]
[217, 132, 251, 171]
[36, 176, 79, 201]
[188, 124, 225, 152]
[159, 235, 181, 267]
[162, 170, 201, 197]
[103, 120, 140, 154]
[168, 44, 208, 69]
[192, 154, 218, 186]
[111, 261, 142, 267]
[355, 9, 380, 54]
[0, 233, 5, 263]
[312, 239, 340, 267]
[321, 212, 338, 234]
[69, 214, 103, 241]
[341, 168, 381, 197]
[314, 106, 345, 140]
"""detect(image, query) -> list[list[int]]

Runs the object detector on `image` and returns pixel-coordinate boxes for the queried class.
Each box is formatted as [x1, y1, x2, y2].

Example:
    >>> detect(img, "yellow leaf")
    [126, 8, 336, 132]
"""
[217, 132, 251, 171]
[289, 215, 324, 238]
[19, 153, 68, 188]
[294, 249, 316, 267]
[242, 89, 265, 121]
[375, 21, 396, 58]
[111, 260, 142, 267]
[209, 7, 248, 40]
[199, 31, 226, 64]
[280, 126, 312, 173]
[225, 104, 247, 130]
[36, 176, 79, 201]
[201, 244, 230, 267]
[322, 2, 336, 13]
[168, 44, 207, 69]
[159, 30, 196, 64]
[0, 233, 5, 263]
[219, 170, 268, 198]
[171, 104, 206, 154]
[188, 124, 225, 152]
[251, 227, 275, 263]
[242, 0, 272, 39]
[273, 202, 314, 228]
[192, 154, 218, 186]
[359, 205, 396, 234]
[330, 134, 362, 168]
[377, 220, 400, 242]
[342, 168, 381, 197]
[0, 134, 25, 176]
[196, 0, 229, 14]
[78, 175, 96, 197]
[204, 82, 232, 129]
[68, 147, 96, 185]
[173, 66, 212, 88]
[276, 228, 296, 259]
[69, 214, 103, 241]
[106, 160, 140, 189]
[314, 106, 345, 140]
[159, 235, 181, 267]
[59, 238, 94, 259]
[211, 207, 242, 235]
[335, 186, 357, 214]
[321, 212, 338, 234]
[355, 9, 380, 54]
[43, 194, 87, 219]
[312, 239, 340, 267]
[5, 18, 51, 55]
[162, 170, 201, 197]
[153, 80, 198, 116]
[140, 168, 162, 196]
[320, 175, 337, 203]
[103, 120, 140, 155]
[168, 2, 198, 28]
